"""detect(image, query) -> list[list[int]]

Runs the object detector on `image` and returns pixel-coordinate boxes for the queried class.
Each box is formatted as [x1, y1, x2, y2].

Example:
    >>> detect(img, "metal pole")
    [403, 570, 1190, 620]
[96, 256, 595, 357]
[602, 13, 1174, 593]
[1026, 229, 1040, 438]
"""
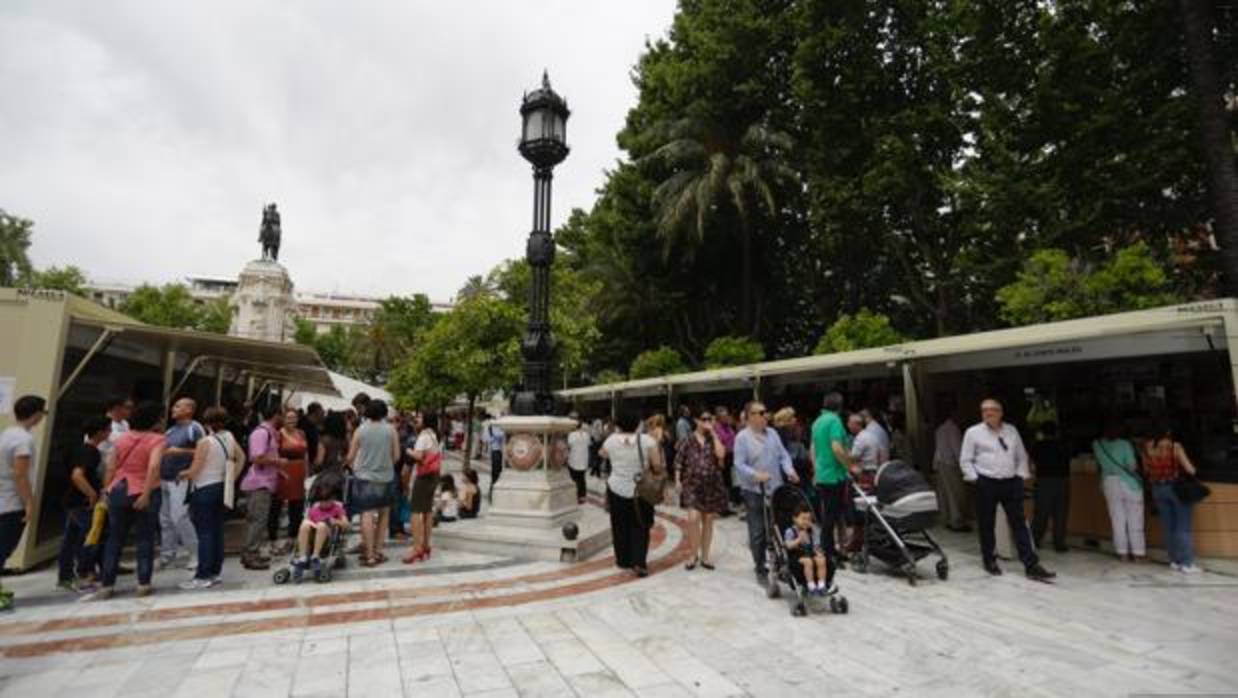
[161, 349, 177, 412]
[214, 361, 226, 406]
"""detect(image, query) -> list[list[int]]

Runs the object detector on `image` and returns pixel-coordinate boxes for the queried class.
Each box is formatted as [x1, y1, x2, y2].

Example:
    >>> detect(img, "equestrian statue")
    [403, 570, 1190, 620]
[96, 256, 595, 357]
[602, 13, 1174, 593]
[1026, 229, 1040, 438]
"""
[258, 203, 282, 261]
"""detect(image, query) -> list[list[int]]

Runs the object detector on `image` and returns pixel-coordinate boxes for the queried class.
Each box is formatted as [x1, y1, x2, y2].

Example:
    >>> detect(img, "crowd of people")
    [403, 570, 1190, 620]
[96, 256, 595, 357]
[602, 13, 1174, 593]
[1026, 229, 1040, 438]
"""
[0, 390, 482, 610]
[0, 385, 1211, 612]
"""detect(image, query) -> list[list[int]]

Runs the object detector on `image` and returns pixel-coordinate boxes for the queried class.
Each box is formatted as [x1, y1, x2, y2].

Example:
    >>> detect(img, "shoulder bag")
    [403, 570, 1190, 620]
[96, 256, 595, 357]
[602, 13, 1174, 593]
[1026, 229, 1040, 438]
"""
[1174, 473, 1211, 505]
[634, 434, 666, 507]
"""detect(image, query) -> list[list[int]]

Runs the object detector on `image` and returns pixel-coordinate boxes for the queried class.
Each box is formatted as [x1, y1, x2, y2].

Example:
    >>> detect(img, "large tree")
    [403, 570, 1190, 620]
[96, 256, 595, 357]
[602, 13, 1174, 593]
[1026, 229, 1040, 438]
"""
[28, 265, 88, 296]
[0, 209, 33, 287]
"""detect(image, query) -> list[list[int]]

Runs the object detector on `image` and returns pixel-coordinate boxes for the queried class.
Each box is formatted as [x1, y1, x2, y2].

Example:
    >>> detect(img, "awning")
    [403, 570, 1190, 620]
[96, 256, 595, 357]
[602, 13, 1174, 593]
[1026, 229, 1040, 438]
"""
[560, 299, 1237, 401]
[292, 371, 389, 411]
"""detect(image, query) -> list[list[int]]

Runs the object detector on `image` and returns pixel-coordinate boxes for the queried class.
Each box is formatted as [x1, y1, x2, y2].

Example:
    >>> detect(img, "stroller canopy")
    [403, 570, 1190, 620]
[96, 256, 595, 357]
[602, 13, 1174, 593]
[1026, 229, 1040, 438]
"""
[875, 460, 931, 505]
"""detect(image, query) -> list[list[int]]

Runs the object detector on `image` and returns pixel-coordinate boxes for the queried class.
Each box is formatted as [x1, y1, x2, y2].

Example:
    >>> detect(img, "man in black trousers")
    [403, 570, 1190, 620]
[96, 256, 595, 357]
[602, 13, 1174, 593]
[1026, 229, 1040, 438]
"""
[960, 398, 1056, 581]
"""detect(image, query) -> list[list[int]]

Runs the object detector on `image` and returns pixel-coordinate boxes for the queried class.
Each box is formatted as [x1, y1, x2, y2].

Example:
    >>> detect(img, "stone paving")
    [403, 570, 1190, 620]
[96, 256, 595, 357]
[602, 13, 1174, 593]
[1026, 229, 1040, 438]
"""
[1, 475, 1236, 697]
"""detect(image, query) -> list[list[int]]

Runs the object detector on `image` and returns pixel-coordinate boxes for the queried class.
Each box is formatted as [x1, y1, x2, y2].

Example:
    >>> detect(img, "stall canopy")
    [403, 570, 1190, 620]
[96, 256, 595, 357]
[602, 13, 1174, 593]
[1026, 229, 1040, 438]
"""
[293, 370, 390, 411]
[560, 299, 1238, 401]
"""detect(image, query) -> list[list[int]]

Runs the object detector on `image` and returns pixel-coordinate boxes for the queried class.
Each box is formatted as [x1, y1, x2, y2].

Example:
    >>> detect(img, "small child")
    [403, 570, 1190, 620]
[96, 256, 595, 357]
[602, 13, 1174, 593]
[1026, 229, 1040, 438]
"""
[293, 472, 349, 583]
[784, 503, 830, 596]
[433, 474, 459, 526]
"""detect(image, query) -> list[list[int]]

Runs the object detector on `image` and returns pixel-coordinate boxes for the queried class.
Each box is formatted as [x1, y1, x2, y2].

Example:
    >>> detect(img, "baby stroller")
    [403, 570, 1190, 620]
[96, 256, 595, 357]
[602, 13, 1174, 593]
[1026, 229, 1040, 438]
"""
[273, 471, 350, 585]
[851, 460, 948, 585]
[761, 483, 849, 617]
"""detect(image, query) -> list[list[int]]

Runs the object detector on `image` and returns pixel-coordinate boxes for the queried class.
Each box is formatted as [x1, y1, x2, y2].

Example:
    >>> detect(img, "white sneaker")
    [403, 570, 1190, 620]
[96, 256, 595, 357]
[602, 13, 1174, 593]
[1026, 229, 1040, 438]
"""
[1179, 564, 1203, 574]
[1169, 562, 1182, 572]
[178, 578, 211, 591]
[208, 576, 223, 587]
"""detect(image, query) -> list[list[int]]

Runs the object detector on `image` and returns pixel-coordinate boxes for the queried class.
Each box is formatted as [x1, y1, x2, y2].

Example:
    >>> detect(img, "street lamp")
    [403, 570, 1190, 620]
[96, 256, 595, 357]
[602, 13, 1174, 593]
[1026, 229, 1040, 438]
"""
[512, 71, 570, 416]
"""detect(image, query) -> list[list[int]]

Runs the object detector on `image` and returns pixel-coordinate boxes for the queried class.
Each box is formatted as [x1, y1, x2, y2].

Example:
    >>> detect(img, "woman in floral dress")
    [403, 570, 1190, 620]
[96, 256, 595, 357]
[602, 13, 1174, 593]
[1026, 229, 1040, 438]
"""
[674, 410, 728, 570]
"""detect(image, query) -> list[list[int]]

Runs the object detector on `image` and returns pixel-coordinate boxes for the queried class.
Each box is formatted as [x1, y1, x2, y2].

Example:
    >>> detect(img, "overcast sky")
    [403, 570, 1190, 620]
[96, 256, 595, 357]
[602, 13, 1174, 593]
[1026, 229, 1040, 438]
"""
[0, 1, 676, 302]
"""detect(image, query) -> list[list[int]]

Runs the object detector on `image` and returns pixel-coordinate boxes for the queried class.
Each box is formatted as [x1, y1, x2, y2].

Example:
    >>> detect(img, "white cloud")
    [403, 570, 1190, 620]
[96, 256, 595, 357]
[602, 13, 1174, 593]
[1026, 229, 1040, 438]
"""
[0, 1, 676, 301]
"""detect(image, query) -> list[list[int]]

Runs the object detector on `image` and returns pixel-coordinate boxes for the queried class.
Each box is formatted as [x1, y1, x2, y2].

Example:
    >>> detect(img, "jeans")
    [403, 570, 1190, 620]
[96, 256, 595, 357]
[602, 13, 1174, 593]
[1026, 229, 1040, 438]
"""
[159, 479, 198, 561]
[1033, 476, 1071, 551]
[815, 482, 848, 586]
[742, 490, 768, 573]
[0, 510, 25, 571]
[489, 450, 504, 500]
[189, 483, 225, 580]
[244, 488, 272, 555]
[58, 506, 98, 582]
[1152, 482, 1194, 566]
[1101, 476, 1144, 556]
[975, 475, 1039, 570]
[101, 485, 161, 588]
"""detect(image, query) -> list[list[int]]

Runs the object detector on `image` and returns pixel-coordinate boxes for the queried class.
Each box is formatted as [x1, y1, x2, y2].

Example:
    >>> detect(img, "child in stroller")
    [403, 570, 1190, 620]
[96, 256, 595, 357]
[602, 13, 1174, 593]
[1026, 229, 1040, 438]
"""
[274, 471, 349, 584]
[783, 503, 829, 596]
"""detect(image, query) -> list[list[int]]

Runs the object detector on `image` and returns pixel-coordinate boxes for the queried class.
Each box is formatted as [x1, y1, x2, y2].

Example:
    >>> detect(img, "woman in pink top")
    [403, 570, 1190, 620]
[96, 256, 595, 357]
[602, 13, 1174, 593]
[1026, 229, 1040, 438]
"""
[97, 401, 166, 598]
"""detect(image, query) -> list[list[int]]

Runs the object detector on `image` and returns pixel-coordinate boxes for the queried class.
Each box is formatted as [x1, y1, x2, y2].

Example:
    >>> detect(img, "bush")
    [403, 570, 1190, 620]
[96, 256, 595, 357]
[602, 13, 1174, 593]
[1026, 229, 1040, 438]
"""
[629, 346, 689, 379]
[703, 336, 765, 368]
[814, 309, 904, 355]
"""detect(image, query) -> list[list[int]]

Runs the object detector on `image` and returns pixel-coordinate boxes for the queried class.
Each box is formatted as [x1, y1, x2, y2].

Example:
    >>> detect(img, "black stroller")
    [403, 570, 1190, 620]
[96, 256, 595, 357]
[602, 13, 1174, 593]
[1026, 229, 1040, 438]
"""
[761, 483, 849, 616]
[850, 460, 948, 585]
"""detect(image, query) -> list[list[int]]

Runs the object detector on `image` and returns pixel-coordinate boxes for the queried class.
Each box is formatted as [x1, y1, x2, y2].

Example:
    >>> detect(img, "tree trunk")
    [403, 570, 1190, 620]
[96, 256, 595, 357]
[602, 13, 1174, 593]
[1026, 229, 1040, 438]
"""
[462, 393, 477, 469]
[1179, 0, 1238, 295]
[740, 222, 754, 335]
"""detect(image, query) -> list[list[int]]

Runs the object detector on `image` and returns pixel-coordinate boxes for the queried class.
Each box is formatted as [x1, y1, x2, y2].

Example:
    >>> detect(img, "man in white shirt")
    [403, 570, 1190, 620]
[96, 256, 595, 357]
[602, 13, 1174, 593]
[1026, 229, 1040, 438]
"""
[0, 394, 46, 611]
[933, 410, 971, 532]
[960, 398, 1055, 580]
[566, 414, 591, 504]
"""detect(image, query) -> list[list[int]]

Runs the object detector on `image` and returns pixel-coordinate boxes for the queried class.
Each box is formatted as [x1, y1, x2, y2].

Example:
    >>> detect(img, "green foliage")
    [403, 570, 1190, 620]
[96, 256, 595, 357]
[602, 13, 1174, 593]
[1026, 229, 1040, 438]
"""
[387, 296, 523, 411]
[197, 296, 234, 334]
[629, 346, 689, 380]
[997, 242, 1180, 325]
[593, 369, 625, 385]
[120, 284, 202, 330]
[0, 209, 34, 287]
[28, 265, 87, 295]
[312, 326, 353, 374]
[814, 310, 905, 355]
[293, 317, 318, 346]
[349, 295, 438, 383]
[703, 335, 765, 368]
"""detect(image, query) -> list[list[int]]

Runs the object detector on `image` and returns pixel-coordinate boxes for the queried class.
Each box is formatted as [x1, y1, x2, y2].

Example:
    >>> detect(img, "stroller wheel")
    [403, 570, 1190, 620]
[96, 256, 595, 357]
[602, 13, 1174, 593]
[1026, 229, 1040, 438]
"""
[272, 568, 291, 585]
[936, 560, 949, 581]
[907, 573, 917, 587]
[828, 596, 840, 613]
[838, 596, 849, 614]
[791, 602, 807, 617]
[765, 575, 781, 599]
[316, 568, 332, 583]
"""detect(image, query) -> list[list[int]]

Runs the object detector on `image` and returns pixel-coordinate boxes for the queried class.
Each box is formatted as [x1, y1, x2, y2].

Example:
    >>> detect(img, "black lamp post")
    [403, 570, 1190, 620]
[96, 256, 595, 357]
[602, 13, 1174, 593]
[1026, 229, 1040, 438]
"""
[512, 71, 570, 416]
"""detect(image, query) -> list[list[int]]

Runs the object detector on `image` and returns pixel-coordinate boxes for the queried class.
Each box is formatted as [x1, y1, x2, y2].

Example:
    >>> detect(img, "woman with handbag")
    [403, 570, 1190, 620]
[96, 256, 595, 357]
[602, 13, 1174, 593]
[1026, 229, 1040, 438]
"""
[1142, 425, 1204, 574]
[600, 410, 663, 578]
[1093, 420, 1145, 562]
[177, 406, 243, 589]
[96, 401, 166, 599]
[403, 412, 442, 564]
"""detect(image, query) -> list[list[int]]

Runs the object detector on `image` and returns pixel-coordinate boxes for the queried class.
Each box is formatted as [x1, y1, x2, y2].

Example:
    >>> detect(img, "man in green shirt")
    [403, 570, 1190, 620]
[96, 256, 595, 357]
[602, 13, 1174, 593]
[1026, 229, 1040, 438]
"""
[809, 392, 855, 593]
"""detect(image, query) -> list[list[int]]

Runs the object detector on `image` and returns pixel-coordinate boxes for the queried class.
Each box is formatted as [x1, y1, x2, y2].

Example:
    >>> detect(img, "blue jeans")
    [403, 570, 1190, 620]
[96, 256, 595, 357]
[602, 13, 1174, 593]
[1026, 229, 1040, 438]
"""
[1152, 482, 1194, 566]
[101, 483, 161, 588]
[189, 483, 225, 580]
[742, 491, 768, 573]
[58, 506, 97, 582]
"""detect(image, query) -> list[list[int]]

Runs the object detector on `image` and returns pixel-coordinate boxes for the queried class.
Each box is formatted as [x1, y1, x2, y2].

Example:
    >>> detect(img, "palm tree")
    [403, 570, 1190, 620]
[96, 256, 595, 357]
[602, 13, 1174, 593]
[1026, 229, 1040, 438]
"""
[1178, 0, 1238, 296]
[641, 119, 796, 335]
[0, 209, 34, 287]
[456, 274, 491, 303]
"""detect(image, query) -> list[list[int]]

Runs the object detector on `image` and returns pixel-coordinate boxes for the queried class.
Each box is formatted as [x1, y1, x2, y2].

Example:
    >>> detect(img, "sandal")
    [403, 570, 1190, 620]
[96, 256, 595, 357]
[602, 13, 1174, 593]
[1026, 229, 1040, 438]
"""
[374, 552, 388, 564]
[684, 557, 698, 571]
[402, 547, 428, 565]
[700, 561, 715, 571]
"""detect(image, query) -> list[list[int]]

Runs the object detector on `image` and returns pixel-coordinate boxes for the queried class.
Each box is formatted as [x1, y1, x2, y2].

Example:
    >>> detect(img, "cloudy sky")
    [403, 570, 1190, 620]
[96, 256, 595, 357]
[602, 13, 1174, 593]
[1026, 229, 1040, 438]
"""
[0, 1, 676, 302]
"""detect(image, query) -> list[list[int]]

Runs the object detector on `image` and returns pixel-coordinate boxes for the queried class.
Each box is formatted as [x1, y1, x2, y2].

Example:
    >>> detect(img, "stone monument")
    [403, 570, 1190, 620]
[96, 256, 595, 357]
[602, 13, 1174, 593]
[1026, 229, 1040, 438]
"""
[229, 203, 296, 342]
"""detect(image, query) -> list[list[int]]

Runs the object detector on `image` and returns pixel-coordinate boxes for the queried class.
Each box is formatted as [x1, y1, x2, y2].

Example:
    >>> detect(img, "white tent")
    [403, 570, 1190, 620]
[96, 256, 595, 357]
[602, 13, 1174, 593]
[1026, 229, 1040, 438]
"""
[293, 370, 391, 411]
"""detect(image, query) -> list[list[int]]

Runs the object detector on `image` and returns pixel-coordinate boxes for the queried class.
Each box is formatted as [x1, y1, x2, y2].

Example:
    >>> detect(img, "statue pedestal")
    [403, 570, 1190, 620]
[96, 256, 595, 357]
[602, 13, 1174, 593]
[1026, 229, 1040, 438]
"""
[230, 259, 295, 343]
[433, 415, 612, 562]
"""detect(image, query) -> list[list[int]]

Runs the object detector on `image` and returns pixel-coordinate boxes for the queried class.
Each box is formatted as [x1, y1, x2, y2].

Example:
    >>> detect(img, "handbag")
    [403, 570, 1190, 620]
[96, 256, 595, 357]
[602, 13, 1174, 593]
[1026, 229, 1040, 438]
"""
[1173, 474, 1211, 505]
[417, 450, 442, 478]
[634, 434, 666, 507]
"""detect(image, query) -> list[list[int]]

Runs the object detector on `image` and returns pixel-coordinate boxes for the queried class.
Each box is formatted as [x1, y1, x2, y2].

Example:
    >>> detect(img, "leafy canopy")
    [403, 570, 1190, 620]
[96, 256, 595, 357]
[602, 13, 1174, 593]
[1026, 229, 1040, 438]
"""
[28, 265, 88, 296]
[630, 346, 689, 380]
[703, 335, 765, 368]
[0, 209, 34, 287]
[815, 310, 905, 355]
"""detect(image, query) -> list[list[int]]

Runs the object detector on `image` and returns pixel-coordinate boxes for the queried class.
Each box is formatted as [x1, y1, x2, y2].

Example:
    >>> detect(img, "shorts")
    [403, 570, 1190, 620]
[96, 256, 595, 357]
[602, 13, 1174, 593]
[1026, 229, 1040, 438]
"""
[351, 479, 394, 513]
[410, 475, 437, 514]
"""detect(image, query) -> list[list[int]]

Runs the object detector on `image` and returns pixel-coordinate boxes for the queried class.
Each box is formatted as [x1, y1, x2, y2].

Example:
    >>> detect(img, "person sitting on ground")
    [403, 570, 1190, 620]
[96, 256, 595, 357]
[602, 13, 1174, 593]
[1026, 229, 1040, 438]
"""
[784, 502, 831, 596]
[293, 473, 349, 583]
[434, 474, 459, 525]
[459, 469, 480, 519]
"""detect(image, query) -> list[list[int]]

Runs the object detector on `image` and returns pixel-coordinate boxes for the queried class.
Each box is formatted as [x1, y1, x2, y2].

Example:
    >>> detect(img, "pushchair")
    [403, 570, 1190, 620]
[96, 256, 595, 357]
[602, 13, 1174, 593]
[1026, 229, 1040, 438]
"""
[273, 471, 350, 585]
[761, 483, 849, 617]
[850, 460, 948, 585]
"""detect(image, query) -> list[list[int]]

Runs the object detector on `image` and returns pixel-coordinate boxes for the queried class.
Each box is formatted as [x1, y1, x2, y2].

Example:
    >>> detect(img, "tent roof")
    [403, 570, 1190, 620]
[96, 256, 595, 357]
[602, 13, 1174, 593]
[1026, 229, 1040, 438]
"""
[560, 299, 1236, 400]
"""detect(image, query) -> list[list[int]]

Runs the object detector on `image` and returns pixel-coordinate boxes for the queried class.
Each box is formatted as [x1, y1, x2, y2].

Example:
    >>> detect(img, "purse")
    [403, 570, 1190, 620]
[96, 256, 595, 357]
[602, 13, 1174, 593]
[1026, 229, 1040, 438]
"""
[634, 434, 666, 507]
[1173, 474, 1211, 505]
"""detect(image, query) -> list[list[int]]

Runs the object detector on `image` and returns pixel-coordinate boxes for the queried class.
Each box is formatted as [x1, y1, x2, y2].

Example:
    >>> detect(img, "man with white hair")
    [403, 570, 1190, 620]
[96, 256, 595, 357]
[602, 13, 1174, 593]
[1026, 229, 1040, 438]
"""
[960, 398, 1055, 581]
